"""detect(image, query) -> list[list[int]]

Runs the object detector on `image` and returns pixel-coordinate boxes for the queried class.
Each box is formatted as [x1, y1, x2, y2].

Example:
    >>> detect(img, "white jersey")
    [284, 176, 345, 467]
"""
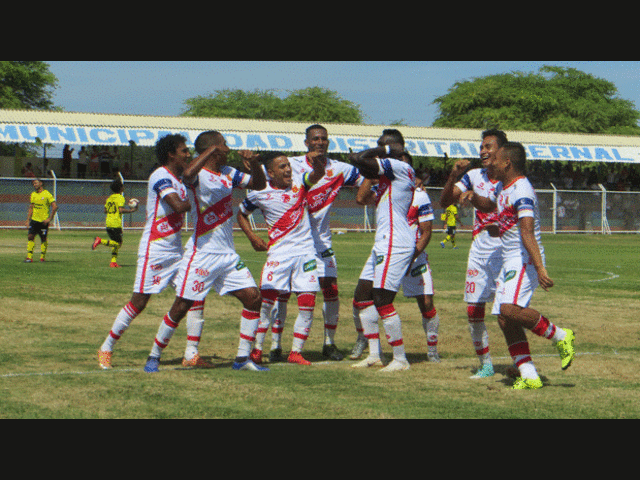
[289, 155, 363, 253]
[137, 166, 188, 258]
[492, 176, 544, 261]
[407, 187, 435, 238]
[240, 168, 315, 259]
[455, 167, 502, 259]
[186, 165, 250, 254]
[372, 158, 416, 254]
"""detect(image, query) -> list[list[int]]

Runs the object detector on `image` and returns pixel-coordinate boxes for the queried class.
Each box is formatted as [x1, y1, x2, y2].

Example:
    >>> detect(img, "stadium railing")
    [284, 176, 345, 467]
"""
[2, 177, 639, 234]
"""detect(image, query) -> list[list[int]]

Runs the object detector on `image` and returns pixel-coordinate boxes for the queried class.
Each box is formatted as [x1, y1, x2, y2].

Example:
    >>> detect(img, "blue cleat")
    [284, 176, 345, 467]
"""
[144, 356, 160, 373]
[469, 363, 495, 379]
[232, 359, 270, 372]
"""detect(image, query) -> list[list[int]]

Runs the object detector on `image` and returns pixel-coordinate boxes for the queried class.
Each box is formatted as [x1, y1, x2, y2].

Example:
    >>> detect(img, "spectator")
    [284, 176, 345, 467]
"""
[77, 146, 88, 178]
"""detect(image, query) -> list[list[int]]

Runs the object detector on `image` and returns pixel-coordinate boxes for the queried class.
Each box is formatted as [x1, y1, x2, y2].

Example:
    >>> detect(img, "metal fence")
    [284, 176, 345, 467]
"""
[2, 176, 640, 234]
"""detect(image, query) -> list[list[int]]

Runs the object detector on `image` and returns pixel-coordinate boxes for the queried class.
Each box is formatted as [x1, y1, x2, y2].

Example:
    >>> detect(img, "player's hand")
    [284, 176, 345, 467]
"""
[536, 267, 554, 291]
[452, 159, 471, 175]
[459, 190, 475, 207]
[484, 223, 500, 237]
[238, 150, 259, 170]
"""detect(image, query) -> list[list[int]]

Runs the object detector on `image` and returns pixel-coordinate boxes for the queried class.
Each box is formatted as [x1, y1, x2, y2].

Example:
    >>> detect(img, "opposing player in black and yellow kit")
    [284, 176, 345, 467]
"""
[92, 179, 138, 267]
[25, 178, 58, 263]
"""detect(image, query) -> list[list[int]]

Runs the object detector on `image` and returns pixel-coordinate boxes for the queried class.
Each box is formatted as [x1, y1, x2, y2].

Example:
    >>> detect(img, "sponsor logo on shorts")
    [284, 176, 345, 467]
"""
[235, 260, 246, 270]
[410, 264, 427, 277]
[504, 270, 517, 282]
[303, 259, 317, 272]
[375, 255, 384, 265]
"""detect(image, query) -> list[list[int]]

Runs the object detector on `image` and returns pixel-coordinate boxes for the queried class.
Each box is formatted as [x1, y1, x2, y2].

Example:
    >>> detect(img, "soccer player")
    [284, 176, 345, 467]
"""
[237, 150, 326, 366]
[348, 129, 416, 372]
[269, 124, 363, 362]
[355, 174, 442, 363]
[98, 134, 216, 370]
[440, 203, 462, 249]
[143, 130, 268, 373]
[25, 178, 57, 263]
[92, 179, 139, 267]
[464, 142, 576, 390]
[440, 129, 506, 379]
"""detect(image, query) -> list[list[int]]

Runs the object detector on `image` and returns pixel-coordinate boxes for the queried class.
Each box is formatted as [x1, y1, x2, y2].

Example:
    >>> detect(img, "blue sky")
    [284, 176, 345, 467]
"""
[46, 61, 640, 128]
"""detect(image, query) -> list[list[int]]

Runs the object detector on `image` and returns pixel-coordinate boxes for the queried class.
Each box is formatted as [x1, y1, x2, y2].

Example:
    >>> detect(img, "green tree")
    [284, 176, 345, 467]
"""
[432, 65, 640, 135]
[0, 61, 58, 110]
[0, 61, 59, 157]
[181, 86, 363, 124]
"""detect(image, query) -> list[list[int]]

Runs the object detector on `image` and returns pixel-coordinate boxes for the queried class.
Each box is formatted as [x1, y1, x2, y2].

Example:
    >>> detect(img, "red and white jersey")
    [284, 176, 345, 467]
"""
[137, 166, 188, 257]
[240, 168, 315, 260]
[372, 158, 416, 254]
[493, 176, 544, 260]
[187, 165, 250, 254]
[455, 167, 502, 258]
[407, 187, 435, 240]
[289, 155, 363, 252]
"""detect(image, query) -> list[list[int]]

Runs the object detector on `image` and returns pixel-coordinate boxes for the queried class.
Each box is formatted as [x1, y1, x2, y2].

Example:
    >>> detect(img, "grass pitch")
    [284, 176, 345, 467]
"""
[0, 228, 638, 419]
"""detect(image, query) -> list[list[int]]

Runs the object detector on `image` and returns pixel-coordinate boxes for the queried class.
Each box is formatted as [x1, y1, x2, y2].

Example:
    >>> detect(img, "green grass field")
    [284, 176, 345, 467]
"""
[1, 228, 638, 419]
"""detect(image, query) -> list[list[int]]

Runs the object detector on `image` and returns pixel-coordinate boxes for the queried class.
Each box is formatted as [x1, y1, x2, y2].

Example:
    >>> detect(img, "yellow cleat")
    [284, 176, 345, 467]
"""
[512, 377, 543, 390]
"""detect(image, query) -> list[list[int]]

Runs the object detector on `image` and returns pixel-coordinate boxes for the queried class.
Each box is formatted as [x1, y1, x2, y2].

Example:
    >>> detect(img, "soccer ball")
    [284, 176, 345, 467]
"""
[128, 198, 139, 207]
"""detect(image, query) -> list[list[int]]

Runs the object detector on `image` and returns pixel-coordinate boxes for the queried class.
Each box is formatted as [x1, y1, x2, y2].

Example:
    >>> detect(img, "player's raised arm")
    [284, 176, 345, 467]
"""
[183, 143, 219, 184]
[306, 150, 326, 186]
[238, 150, 267, 191]
[440, 157, 469, 208]
[348, 143, 404, 179]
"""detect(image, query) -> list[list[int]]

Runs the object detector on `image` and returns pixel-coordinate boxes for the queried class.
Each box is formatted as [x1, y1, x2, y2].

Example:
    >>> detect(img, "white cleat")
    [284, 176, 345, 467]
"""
[379, 359, 410, 372]
[352, 356, 385, 368]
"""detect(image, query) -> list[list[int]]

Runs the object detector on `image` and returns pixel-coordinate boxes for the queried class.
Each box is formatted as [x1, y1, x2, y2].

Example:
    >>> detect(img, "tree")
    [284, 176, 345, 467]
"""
[181, 86, 363, 124]
[0, 61, 58, 110]
[432, 65, 640, 135]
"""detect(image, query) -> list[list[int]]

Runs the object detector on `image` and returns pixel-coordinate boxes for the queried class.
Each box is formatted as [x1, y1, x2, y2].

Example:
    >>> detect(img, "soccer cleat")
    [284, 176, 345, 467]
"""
[440, 241, 446, 248]
[92, 237, 101, 250]
[322, 344, 344, 361]
[98, 350, 112, 369]
[288, 351, 311, 365]
[470, 363, 495, 379]
[427, 352, 441, 363]
[232, 359, 270, 371]
[352, 356, 385, 368]
[379, 359, 410, 372]
[349, 336, 368, 360]
[109, 262, 121, 268]
[24, 258, 33, 263]
[143, 356, 160, 373]
[250, 348, 263, 364]
[269, 348, 284, 362]
[181, 354, 213, 368]
[556, 328, 576, 370]
[512, 377, 543, 390]
[40, 257, 45, 262]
